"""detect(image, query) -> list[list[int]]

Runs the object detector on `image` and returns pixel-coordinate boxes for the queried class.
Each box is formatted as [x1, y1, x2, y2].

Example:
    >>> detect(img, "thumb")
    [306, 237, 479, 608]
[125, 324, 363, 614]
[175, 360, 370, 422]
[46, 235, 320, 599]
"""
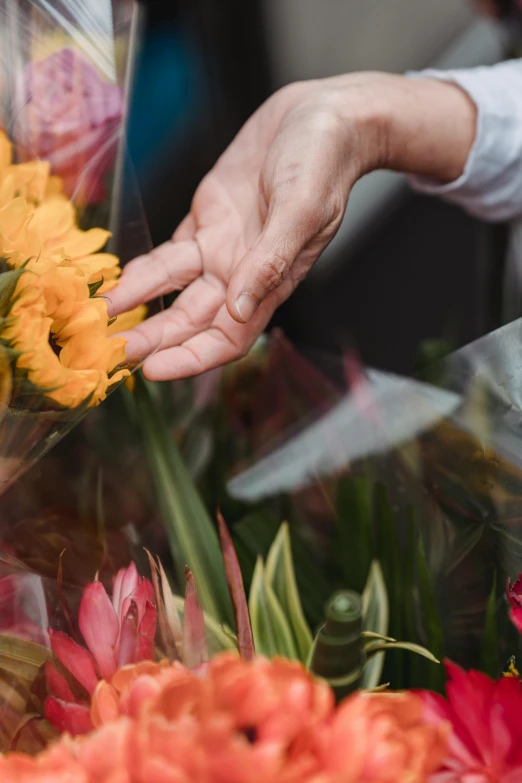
[227, 199, 318, 324]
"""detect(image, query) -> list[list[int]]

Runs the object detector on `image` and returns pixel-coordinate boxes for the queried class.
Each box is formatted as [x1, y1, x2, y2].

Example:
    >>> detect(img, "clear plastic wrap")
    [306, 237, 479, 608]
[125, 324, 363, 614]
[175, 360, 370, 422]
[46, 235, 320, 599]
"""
[226, 324, 522, 677]
[0, 0, 162, 493]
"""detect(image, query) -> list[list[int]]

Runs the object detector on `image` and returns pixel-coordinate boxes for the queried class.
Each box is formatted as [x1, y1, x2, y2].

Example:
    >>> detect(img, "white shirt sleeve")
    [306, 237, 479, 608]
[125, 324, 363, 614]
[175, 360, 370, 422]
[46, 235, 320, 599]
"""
[408, 59, 522, 222]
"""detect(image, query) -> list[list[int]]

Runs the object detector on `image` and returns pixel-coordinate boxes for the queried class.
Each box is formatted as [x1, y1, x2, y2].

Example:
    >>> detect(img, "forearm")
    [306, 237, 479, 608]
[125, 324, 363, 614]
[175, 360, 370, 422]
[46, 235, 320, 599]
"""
[324, 60, 522, 223]
[381, 76, 477, 183]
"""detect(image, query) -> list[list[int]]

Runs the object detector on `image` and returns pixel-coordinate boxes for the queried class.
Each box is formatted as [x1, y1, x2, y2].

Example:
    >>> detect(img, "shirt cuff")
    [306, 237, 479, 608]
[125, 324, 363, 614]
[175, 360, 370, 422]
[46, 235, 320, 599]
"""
[406, 62, 522, 221]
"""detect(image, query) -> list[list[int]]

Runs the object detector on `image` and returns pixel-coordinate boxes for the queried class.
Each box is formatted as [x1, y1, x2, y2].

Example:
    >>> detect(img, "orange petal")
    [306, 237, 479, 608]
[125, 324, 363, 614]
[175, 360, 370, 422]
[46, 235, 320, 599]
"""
[91, 682, 121, 728]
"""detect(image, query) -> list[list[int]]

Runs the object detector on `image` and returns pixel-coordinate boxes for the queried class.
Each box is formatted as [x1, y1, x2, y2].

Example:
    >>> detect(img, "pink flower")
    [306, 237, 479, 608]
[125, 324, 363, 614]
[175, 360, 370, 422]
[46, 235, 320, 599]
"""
[16, 47, 123, 203]
[507, 575, 522, 633]
[419, 661, 522, 782]
[45, 563, 156, 736]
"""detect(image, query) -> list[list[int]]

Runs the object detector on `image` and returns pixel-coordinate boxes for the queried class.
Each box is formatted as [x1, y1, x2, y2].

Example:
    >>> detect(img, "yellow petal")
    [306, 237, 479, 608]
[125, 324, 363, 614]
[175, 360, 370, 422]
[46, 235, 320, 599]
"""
[53, 299, 108, 342]
[109, 368, 131, 389]
[45, 175, 64, 198]
[60, 331, 126, 373]
[32, 198, 75, 241]
[77, 253, 120, 277]
[49, 227, 111, 259]
[3, 161, 51, 204]
[107, 305, 147, 336]
[0, 131, 12, 174]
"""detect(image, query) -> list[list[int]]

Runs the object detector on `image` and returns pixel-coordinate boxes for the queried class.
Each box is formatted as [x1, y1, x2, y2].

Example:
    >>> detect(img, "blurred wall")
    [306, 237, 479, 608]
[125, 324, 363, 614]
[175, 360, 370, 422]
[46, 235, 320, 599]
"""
[262, 0, 472, 84]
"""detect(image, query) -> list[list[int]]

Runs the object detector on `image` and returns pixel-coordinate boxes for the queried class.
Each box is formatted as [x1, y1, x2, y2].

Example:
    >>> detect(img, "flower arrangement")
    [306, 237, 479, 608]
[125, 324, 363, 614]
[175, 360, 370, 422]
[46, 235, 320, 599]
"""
[1, 1, 522, 781]
[3, 542, 522, 782]
[0, 130, 144, 410]
[0, 654, 448, 783]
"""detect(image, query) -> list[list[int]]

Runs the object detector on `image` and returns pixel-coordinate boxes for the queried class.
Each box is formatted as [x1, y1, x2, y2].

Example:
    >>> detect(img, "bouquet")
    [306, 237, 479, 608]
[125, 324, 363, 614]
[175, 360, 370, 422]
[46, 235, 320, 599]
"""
[1, 0, 522, 780]
[0, 0, 162, 493]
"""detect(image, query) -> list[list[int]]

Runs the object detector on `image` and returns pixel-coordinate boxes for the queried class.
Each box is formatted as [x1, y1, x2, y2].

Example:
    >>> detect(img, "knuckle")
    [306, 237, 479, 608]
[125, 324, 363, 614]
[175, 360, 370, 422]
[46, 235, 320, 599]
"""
[166, 305, 192, 330]
[256, 254, 288, 292]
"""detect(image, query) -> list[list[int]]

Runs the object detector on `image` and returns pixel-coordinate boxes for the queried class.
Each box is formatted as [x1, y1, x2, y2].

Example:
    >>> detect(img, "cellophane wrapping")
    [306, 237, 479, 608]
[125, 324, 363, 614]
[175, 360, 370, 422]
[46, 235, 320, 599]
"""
[0, 0, 162, 494]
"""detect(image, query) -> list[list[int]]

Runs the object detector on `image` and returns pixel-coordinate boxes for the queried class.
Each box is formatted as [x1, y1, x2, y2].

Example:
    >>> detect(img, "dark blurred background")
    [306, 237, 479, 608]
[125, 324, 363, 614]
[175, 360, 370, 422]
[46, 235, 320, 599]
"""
[129, 0, 509, 376]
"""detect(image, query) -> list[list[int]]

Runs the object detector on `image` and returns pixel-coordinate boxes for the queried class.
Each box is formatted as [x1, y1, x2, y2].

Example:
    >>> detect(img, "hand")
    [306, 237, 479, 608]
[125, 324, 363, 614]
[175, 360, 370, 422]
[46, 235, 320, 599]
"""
[108, 73, 476, 380]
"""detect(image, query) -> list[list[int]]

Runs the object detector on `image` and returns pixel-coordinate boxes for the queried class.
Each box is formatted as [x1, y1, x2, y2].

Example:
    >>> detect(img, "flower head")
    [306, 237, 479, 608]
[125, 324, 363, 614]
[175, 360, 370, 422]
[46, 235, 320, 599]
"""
[4, 268, 128, 407]
[45, 563, 156, 736]
[419, 660, 522, 782]
[17, 47, 123, 204]
[3, 655, 447, 783]
[0, 128, 145, 409]
[322, 691, 448, 783]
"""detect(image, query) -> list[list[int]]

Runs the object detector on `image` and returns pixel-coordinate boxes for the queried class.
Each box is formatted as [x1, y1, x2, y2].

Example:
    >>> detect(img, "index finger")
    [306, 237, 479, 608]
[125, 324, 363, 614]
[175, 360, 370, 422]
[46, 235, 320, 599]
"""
[106, 238, 202, 317]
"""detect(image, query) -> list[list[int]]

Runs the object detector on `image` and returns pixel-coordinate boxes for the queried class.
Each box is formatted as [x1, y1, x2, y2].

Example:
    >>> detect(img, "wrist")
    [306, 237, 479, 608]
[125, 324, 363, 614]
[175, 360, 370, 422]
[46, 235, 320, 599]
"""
[321, 72, 477, 184]
[379, 75, 477, 182]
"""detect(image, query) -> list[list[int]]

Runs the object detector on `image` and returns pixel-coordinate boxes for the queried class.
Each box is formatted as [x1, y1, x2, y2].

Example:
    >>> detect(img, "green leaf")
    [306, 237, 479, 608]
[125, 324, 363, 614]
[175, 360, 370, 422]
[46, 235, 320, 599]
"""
[335, 475, 373, 593]
[233, 511, 329, 625]
[360, 561, 389, 689]
[365, 640, 440, 664]
[265, 523, 313, 662]
[88, 277, 104, 297]
[0, 265, 25, 320]
[480, 573, 499, 678]
[417, 537, 445, 691]
[0, 634, 55, 752]
[232, 511, 280, 586]
[0, 634, 52, 681]
[362, 631, 395, 643]
[249, 557, 298, 659]
[133, 374, 233, 626]
[374, 484, 402, 637]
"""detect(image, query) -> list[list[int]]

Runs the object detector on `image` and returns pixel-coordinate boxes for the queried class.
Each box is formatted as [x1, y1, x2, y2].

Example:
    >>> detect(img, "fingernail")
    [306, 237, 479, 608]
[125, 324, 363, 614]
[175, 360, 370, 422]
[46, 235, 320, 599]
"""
[235, 293, 258, 323]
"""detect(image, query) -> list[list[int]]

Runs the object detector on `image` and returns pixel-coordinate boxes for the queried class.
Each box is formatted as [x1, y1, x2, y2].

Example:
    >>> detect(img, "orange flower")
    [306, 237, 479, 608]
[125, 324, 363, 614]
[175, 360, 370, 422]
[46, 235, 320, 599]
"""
[0, 655, 448, 783]
[320, 692, 448, 783]
[0, 738, 88, 782]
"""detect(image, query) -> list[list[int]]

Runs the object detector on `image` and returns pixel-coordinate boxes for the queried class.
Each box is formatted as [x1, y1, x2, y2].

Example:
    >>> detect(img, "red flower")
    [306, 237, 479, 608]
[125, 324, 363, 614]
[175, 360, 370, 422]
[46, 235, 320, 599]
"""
[45, 563, 156, 736]
[419, 661, 522, 782]
[17, 47, 123, 204]
[506, 575, 522, 634]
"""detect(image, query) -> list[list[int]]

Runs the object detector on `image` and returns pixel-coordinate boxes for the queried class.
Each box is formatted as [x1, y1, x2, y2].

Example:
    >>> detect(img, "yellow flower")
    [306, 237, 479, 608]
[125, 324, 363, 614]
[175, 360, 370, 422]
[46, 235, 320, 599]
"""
[0, 129, 145, 409]
[107, 304, 148, 336]
[0, 132, 11, 174]
[0, 131, 120, 291]
[4, 267, 129, 408]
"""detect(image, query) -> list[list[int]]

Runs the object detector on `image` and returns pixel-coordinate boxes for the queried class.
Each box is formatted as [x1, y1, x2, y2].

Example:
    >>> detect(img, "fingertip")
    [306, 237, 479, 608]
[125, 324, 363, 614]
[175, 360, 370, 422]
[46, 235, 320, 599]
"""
[231, 292, 259, 324]
[142, 352, 190, 382]
[142, 356, 163, 382]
